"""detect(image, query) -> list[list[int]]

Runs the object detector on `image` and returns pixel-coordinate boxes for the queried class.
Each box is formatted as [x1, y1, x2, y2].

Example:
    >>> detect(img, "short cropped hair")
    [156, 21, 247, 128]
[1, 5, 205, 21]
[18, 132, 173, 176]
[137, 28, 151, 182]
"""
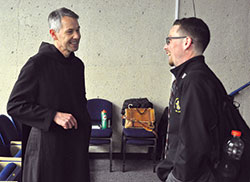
[48, 7, 79, 32]
[173, 17, 210, 53]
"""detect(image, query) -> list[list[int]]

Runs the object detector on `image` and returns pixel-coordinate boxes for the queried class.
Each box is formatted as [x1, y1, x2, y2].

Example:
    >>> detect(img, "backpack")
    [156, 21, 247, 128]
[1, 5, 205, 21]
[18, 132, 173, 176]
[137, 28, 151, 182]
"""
[212, 95, 250, 182]
[121, 98, 153, 115]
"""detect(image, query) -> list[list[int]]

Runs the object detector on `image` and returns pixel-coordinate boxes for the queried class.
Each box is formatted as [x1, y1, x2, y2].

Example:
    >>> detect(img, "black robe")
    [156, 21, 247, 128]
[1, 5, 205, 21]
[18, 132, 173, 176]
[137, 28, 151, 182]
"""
[7, 42, 91, 182]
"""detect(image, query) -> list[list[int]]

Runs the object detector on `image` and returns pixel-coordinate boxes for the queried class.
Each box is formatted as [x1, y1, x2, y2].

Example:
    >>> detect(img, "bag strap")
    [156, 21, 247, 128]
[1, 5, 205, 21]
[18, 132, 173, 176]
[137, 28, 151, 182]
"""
[121, 115, 158, 138]
[136, 120, 158, 138]
[135, 108, 148, 115]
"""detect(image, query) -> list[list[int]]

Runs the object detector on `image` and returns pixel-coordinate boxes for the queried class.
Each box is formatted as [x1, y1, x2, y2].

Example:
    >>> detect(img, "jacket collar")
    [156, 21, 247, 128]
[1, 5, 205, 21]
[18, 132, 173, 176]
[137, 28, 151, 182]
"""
[170, 55, 205, 79]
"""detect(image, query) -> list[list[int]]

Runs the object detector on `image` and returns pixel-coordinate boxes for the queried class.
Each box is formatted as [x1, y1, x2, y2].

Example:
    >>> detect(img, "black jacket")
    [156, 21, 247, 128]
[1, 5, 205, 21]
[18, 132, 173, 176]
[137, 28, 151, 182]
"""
[156, 56, 227, 182]
[7, 42, 91, 182]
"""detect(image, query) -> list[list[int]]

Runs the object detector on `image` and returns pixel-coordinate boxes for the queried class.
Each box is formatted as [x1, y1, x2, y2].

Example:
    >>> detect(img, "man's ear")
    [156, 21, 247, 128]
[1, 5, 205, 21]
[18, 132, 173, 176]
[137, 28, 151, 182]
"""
[183, 36, 192, 50]
[49, 29, 57, 40]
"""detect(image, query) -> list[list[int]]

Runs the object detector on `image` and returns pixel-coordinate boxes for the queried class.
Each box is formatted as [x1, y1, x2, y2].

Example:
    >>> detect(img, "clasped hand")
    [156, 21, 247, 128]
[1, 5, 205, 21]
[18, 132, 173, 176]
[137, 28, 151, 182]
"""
[54, 112, 78, 129]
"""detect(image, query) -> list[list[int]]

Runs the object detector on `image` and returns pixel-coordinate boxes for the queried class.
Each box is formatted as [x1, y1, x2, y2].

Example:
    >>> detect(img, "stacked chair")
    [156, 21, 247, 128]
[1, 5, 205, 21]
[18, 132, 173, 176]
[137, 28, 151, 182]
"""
[0, 114, 22, 181]
[154, 107, 169, 161]
[87, 98, 113, 172]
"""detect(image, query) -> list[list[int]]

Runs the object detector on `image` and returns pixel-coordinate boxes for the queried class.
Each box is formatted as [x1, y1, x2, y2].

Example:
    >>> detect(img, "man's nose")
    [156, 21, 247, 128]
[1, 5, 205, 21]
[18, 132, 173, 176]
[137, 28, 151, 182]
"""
[73, 31, 81, 39]
[163, 43, 168, 51]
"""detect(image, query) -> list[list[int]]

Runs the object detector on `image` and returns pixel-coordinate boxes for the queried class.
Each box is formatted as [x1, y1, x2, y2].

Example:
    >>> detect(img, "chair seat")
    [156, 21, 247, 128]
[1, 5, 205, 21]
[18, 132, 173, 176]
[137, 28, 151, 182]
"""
[123, 128, 156, 138]
[90, 139, 111, 145]
[126, 139, 155, 145]
[91, 128, 112, 138]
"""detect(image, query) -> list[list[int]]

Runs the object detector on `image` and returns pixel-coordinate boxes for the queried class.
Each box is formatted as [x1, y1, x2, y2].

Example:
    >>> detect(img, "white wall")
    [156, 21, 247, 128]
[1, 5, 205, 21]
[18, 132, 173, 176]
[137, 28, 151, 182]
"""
[0, 0, 249, 153]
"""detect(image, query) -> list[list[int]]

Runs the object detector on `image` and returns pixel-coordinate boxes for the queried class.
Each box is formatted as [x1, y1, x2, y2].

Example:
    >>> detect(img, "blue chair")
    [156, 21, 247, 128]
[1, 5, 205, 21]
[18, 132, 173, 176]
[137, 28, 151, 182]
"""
[87, 98, 113, 172]
[0, 163, 17, 180]
[155, 107, 168, 160]
[0, 115, 20, 145]
[0, 133, 11, 157]
[9, 117, 22, 140]
[0, 161, 21, 181]
[0, 115, 21, 157]
[121, 98, 157, 172]
[0, 115, 22, 181]
[14, 149, 22, 158]
[6, 164, 21, 181]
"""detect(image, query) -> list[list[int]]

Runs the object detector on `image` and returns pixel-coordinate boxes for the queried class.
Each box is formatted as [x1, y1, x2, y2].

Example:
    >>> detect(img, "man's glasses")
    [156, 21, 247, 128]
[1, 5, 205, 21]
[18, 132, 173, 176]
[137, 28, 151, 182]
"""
[166, 36, 187, 45]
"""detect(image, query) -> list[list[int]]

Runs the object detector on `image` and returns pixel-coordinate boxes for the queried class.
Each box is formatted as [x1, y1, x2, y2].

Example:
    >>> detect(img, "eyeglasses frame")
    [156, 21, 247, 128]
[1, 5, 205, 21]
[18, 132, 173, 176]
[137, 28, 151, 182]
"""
[166, 36, 188, 45]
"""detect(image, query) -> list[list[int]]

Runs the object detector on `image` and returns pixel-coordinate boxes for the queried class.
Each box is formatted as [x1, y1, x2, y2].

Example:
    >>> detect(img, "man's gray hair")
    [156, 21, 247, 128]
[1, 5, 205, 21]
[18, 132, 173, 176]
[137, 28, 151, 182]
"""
[48, 7, 79, 32]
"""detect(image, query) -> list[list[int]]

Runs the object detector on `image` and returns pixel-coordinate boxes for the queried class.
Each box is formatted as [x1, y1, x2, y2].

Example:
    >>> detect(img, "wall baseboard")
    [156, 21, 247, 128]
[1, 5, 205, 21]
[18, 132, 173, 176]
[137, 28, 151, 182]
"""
[89, 152, 154, 160]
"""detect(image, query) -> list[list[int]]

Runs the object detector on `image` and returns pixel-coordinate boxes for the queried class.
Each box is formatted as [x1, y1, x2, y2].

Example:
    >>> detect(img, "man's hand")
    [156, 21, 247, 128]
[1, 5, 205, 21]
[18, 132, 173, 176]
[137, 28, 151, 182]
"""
[54, 112, 78, 129]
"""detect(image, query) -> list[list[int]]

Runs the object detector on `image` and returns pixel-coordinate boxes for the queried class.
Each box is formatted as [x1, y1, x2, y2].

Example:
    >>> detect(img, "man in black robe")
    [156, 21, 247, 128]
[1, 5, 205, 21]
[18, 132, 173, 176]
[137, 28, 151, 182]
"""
[7, 7, 91, 182]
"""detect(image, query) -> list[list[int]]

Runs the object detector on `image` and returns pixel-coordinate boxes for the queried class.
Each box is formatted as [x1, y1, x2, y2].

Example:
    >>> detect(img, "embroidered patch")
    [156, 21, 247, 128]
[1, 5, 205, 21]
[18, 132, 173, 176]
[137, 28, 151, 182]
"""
[174, 98, 181, 113]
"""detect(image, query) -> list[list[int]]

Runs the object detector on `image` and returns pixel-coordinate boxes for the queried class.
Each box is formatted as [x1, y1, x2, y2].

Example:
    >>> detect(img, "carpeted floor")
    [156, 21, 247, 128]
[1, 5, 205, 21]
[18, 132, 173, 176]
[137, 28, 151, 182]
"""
[90, 159, 161, 182]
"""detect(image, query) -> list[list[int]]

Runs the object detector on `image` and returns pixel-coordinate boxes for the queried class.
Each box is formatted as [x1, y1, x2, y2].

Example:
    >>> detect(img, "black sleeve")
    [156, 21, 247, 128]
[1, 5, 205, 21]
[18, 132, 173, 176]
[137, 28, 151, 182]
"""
[7, 58, 56, 131]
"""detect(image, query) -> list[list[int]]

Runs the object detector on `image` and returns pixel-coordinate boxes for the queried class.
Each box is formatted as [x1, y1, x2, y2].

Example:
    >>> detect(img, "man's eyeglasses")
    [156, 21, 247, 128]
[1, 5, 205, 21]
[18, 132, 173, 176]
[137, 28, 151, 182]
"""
[166, 36, 187, 45]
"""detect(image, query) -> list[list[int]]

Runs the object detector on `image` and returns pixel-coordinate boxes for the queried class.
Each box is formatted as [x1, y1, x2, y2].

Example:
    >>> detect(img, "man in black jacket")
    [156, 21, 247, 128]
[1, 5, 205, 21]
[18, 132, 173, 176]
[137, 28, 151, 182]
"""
[156, 17, 227, 182]
[7, 7, 91, 182]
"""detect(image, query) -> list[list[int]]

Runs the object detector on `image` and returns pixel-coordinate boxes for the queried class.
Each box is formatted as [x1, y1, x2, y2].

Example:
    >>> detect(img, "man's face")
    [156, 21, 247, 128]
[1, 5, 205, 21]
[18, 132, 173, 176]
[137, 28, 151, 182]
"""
[164, 25, 185, 67]
[54, 16, 81, 57]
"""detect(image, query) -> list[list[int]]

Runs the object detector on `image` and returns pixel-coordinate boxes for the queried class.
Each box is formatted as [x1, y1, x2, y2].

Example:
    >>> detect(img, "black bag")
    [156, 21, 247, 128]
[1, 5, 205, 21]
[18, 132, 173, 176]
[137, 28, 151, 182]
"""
[121, 98, 153, 115]
[213, 95, 250, 182]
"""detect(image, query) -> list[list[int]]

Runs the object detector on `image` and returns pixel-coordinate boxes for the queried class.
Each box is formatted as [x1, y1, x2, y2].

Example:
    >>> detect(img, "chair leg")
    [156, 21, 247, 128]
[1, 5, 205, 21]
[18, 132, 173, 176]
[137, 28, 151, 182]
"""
[120, 134, 123, 154]
[110, 139, 112, 172]
[122, 134, 126, 172]
[153, 139, 157, 173]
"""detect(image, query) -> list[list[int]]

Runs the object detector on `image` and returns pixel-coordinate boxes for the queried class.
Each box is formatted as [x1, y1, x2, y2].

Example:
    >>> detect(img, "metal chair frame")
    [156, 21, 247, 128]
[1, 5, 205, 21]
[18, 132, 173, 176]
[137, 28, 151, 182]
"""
[90, 137, 113, 172]
[121, 131, 157, 172]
